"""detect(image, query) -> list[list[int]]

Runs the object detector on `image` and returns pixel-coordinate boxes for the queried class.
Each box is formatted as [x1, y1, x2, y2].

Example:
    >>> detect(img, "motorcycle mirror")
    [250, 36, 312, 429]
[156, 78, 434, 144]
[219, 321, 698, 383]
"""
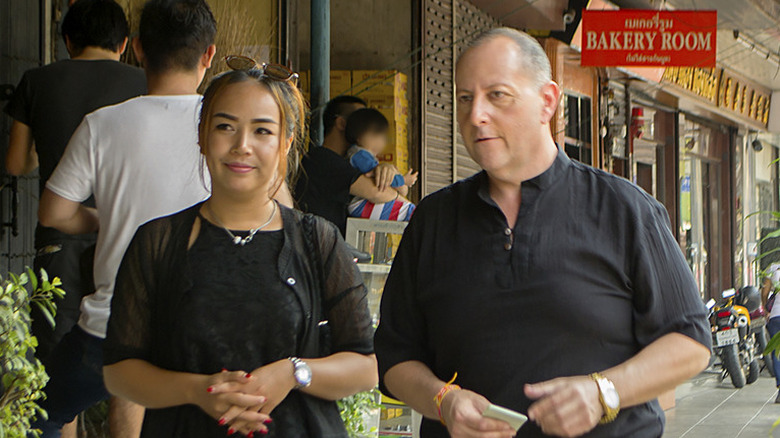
[722, 288, 736, 298]
[705, 299, 715, 310]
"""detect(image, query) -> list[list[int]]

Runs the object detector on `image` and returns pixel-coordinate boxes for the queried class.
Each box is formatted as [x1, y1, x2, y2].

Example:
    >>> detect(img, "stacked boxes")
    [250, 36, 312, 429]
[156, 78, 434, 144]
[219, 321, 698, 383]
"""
[298, 70, 352, 100]
[299, 69, 409, 174]
[329, 70, 352, 98]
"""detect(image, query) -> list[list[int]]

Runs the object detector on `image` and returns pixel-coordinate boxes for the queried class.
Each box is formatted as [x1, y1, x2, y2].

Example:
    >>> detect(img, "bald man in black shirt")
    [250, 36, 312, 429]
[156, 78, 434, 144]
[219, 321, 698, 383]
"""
[374, 28, 711, 438]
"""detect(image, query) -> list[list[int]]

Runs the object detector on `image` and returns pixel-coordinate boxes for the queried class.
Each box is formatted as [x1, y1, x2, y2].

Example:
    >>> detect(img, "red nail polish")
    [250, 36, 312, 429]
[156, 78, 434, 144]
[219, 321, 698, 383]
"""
[247, 433, 254, 438]
[218, 418, 226, 426]
[221, 368, 228, 372]
[260, 430, 268, 435]
[227, 428, 235, 435]
[207, 386, 214, 393]
[263, 419, 272, 425]
[245, 373, 252, 378]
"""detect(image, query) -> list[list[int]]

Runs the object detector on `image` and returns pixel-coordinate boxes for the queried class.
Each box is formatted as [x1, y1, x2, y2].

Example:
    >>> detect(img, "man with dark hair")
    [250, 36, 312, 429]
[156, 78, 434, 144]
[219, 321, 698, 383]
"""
[135, 0, 217, 74]
[33, 1, 216, 437]
[5, 2, 145, 436]
[322, 95, 367, 138]
[5, 0, 145, 363]
[295, 95, 402, 235]
[60, 0, 130, 56]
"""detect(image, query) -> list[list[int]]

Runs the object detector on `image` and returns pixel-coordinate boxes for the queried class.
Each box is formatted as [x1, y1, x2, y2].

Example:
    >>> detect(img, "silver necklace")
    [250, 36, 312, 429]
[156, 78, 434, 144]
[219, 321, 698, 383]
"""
[205, 201, 277, 246]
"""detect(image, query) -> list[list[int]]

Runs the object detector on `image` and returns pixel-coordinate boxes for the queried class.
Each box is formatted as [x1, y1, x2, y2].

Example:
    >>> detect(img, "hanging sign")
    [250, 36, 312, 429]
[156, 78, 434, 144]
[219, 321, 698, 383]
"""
[581, 10, 717, 67]
[661, 67, 771, 126]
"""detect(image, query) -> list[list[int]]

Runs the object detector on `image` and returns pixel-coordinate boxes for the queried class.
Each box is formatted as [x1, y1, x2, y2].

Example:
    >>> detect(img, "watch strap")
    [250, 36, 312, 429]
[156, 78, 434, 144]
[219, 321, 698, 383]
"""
[589, 372, 620, 424]
[289, 357, 311, 389]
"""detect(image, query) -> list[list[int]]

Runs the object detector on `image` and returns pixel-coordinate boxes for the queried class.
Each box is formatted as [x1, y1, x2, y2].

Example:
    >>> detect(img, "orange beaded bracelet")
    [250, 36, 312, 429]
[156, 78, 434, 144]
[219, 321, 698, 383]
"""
[434, 373, 461, 426]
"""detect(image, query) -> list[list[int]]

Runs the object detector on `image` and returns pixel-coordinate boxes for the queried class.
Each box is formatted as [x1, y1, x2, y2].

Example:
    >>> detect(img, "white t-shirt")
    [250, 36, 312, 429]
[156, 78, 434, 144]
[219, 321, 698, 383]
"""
[47, 95, 210, 338]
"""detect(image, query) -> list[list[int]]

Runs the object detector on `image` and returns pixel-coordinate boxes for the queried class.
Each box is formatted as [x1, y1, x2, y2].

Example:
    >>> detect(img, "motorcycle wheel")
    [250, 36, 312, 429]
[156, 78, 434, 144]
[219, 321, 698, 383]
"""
[747, 359, 760, 384]
[758, 329, 775, 377]
[722, 344, 747, 388]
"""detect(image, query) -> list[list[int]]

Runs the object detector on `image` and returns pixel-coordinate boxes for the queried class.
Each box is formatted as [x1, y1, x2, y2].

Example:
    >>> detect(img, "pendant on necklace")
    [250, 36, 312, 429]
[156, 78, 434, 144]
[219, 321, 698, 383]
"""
[234, 236, 244, 245]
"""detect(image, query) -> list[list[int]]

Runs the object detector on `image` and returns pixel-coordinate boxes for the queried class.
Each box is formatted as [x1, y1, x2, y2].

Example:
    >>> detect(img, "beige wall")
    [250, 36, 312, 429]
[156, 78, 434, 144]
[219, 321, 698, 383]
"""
[117, 0, 278, 63]
[208, 0, 278, 62]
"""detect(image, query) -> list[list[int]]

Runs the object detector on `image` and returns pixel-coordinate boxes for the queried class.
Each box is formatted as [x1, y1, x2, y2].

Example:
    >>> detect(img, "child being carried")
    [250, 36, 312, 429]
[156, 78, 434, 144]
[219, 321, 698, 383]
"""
[345, 108, 417, 221]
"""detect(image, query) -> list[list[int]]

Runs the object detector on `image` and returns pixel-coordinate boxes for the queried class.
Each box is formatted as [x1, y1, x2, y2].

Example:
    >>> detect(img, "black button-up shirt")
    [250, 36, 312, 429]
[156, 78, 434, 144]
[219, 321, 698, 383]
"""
[374, 148, 711, 438]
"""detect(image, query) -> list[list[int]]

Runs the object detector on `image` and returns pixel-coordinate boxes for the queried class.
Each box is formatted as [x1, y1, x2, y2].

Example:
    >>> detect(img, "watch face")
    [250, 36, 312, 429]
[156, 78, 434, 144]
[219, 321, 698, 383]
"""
[602, 385, 620, 409]
[295, 367, 312, 386]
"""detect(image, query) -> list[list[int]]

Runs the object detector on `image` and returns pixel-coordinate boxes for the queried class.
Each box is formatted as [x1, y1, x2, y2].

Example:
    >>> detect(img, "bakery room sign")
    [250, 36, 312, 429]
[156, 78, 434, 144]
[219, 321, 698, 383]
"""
[581, 10, 717, 67]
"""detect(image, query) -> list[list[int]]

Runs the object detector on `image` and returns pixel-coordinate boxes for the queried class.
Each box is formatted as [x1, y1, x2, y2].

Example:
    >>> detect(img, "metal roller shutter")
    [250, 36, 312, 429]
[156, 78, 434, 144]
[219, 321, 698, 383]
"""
[421, 0, 498, 196]
[453, 0, 498, 182]
[422, 0, 455, 196]
[1, 0, 46, 274]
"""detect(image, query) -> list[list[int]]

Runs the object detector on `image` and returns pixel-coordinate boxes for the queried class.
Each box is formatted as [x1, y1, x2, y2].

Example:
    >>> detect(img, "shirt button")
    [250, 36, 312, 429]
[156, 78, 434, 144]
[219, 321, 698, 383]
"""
[504, 243, 512, 251]
[286, 277, 296, 285]
[504, 228, 512, 236]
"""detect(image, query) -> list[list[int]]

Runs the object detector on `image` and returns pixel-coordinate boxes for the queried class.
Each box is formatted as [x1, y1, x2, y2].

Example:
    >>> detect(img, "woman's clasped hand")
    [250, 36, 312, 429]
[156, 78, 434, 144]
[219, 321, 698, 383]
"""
[197, 361, 297, 436]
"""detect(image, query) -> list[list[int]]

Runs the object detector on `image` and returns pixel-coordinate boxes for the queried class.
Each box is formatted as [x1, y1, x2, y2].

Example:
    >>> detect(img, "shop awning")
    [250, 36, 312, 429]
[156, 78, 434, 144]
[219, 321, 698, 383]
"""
[469, 0, 570, 31]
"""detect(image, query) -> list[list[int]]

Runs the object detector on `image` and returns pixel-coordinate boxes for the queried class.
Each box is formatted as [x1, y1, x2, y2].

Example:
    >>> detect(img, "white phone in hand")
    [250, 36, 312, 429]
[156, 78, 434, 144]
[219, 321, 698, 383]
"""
[482, 403, 528, 431]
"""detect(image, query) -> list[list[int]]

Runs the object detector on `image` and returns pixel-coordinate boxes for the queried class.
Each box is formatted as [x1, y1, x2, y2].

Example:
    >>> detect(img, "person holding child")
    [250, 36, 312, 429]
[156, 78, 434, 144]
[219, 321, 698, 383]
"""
[344, 108, 417, 222]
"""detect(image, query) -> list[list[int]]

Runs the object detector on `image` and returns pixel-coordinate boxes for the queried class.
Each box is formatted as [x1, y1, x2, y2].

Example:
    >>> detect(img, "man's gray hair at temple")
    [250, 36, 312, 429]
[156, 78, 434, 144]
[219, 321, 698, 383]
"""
[461, 27, 552, 89]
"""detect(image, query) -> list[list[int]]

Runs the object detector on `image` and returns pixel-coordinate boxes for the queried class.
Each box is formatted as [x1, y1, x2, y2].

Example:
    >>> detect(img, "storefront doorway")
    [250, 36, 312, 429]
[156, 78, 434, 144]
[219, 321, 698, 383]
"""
[678, 115, 730, 299]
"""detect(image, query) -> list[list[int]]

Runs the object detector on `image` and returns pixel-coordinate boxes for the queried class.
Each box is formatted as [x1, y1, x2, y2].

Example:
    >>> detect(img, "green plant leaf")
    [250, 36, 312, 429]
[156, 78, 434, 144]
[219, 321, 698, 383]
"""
[765, 331, 780, 356]
[757, 248, 780, 263]
[32, 302, 55, 329]
[760, 229, 780, 245]
[26, 267, 37, 292]
[0, 268, 56, 435]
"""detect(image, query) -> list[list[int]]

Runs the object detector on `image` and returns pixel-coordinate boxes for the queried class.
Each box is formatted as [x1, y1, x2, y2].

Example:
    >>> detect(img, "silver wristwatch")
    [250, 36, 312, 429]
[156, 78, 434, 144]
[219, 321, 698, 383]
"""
[289, 357, 312, 389]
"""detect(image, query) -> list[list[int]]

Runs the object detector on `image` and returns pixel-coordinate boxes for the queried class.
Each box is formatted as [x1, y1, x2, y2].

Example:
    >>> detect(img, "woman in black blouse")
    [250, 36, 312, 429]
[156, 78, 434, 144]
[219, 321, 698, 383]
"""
[102, 65, 378, 437]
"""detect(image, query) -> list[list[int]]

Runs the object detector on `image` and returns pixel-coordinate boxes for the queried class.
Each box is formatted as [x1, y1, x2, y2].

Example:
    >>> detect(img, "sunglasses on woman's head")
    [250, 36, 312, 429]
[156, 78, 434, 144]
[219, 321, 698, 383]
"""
[225, 55, 299, 86]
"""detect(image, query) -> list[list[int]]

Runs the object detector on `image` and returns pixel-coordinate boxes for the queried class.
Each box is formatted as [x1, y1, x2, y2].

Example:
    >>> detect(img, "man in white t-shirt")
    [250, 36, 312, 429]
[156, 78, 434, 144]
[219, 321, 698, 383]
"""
[35, 1, 216, 436]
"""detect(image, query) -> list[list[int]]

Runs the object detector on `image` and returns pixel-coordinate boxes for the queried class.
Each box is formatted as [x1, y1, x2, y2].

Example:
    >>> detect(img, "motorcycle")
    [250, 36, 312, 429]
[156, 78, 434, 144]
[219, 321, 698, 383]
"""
[706, 288, 761, 388]
[736, 286, 774, 378]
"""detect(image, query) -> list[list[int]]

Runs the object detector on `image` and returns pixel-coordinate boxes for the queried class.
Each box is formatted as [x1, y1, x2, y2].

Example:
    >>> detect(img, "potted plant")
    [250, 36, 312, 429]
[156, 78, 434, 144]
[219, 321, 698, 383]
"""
[0, 268, 64, 437]
[339, 389, 382, 438]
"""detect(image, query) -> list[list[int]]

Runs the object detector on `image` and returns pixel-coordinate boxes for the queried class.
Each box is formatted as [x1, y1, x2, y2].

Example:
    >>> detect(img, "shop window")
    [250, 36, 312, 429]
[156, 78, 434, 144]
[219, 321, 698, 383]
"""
[563, 93, 592, 165]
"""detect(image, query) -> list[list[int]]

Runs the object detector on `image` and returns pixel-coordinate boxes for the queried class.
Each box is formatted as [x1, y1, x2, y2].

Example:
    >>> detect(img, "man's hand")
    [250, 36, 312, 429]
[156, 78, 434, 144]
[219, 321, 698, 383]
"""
[440, 389, 517, 438]
[525, 376, 603, 437]
[403, 169, 419, 187]
[374, 162, 398, 191]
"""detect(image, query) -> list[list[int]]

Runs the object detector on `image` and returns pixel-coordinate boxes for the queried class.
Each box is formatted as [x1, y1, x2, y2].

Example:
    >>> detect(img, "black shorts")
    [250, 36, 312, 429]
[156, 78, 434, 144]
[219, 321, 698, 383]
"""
[31, 231, 96, 362]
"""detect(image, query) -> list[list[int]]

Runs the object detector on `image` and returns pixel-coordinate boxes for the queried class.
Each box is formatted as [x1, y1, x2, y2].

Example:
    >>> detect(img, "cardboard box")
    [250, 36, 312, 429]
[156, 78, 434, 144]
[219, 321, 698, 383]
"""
[329, 70, 352, 98]
[352, 70, 408, 99]
[298, 71, 309, 92]
[369, 118, 408, 174]
[298, 70, 352, 99]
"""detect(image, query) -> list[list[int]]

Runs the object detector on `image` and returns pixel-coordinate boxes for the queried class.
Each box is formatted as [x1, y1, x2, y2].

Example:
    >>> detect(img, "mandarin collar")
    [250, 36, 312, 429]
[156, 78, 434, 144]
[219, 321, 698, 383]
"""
[476, 145, 570, 202]
[525, 146, 571, 190]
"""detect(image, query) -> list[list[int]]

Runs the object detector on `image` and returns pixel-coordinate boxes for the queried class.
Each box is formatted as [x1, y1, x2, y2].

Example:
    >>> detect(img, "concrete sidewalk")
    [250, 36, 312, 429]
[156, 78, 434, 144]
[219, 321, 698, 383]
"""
[663, 370, 780, 437]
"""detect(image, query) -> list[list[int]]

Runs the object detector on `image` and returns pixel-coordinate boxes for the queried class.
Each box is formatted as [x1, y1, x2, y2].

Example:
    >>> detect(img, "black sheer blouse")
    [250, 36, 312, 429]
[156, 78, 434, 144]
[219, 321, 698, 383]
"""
[105, 203, 374, 438]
